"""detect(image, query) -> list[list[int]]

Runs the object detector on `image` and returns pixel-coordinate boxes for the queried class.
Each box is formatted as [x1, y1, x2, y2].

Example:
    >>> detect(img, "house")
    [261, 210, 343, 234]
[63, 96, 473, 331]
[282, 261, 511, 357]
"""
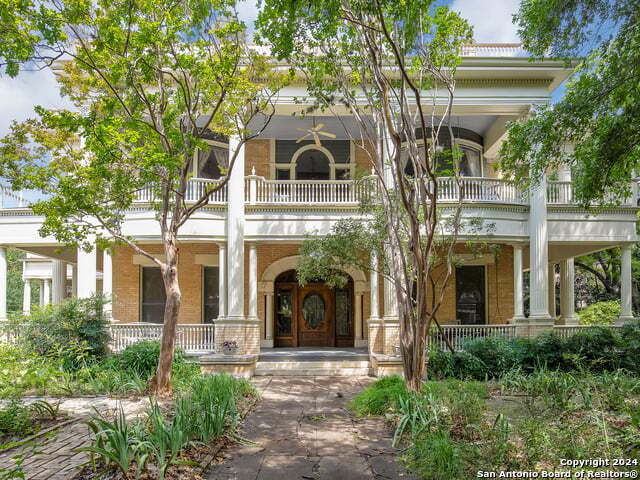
[0, 44, 637, 376]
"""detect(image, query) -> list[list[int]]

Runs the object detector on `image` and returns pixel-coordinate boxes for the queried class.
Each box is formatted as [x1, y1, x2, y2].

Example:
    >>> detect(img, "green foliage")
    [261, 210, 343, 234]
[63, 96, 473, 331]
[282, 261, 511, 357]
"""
[81, 374, 254, 479]
[0, 401, 33, 439]
[348, 375, 407, 416]
[500, 0, 640, 205]
[578, 300, 621, 325]
[428, 326, 640, 381]
[405, 430, 461, 480]
[6, 295, 111, 370]
[109, 341, 185, 380]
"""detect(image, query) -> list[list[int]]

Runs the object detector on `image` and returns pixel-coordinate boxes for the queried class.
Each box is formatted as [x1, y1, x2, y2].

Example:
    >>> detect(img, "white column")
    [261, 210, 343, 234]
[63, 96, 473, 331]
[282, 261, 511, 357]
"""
[102, 250, 112, 300]
[528, 174, 552, 322]
[619, 245, 635, 324]
[248, 243, 257, 320]
[217, 243, 226, 319]
[77, 247, 97, 298]
[39, 280, 45, 306]
[548, 263, 556, 318]
[370, 252, 380, 320]
[22, 280, 31, 315]
[51, 260, 66, 304]
[383, 276, 398, 320]
[559, 258, 578, 325]
[71, 265, 78, 297]
[0, 248, 7, 320]
[43, 279, 50, 306]
[513, 245, 525, 321]
[263, 293, 274, 348]
[226, 136, 245, 320]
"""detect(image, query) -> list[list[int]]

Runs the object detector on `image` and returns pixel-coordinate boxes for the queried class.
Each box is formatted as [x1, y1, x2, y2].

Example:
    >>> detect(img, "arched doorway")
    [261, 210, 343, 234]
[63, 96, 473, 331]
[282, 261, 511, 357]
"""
[274, 270, 354, 347]
[294, 148, 331, 180]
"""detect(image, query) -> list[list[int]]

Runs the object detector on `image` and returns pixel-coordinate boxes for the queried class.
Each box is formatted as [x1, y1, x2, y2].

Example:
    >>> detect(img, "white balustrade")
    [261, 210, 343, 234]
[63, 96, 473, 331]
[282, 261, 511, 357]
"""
[436, 177, 525, 204]
[135, 179, 227, 204]
[460, 44, 527, 57]
[552, 324, 622, 339]
[428, 324, 517, 352]
[547, 181, 574, 204]
[109, 323, 216, 354]
[248, 176, 376, 205]
[0, 186, 27, 209]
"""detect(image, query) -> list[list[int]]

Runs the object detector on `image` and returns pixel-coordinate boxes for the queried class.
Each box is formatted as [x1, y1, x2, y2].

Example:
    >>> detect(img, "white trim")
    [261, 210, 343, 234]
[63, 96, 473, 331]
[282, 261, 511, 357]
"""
[290, 144, 336, 180]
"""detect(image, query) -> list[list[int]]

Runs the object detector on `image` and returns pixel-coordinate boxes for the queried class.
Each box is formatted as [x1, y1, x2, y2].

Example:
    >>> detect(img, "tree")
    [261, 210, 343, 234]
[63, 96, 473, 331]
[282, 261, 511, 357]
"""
[498, 0, 639, 204]
[258, 0, 473, 390]
[0, 0, 287, 394]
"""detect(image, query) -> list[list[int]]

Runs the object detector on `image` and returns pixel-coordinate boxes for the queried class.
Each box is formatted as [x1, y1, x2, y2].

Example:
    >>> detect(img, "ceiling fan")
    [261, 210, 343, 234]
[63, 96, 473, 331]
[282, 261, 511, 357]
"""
[296, 119, 336, 146]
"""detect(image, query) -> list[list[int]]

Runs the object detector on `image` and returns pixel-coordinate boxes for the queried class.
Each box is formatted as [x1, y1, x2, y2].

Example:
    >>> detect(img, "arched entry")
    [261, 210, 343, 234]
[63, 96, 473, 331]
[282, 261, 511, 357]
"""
[274, 269, 354, 347]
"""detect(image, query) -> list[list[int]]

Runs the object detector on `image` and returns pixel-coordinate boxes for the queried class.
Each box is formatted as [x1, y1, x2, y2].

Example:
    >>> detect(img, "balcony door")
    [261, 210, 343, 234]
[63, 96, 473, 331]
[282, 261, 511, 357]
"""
[455, 266, 486, 325]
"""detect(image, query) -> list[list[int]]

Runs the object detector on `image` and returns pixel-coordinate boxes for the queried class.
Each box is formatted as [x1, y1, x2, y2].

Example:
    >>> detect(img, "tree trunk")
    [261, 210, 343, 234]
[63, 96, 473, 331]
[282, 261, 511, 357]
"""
[150, 244, 181, 396]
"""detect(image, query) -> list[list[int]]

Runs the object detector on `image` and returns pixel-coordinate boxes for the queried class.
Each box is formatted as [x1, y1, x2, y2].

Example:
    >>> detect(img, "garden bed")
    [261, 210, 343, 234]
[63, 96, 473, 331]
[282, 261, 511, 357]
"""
[0, 399, 70, 451]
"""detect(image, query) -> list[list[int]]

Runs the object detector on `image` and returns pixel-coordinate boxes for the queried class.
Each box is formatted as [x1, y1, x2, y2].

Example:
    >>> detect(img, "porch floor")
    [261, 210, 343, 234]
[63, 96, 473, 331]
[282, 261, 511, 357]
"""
[256, 348, 371, 376]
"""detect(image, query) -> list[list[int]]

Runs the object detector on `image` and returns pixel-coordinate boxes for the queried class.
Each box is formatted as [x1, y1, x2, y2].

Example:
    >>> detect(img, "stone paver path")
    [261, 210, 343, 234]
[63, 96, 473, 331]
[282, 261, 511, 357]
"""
[0, 397, 150, 480]
[208, 376, 415, 480]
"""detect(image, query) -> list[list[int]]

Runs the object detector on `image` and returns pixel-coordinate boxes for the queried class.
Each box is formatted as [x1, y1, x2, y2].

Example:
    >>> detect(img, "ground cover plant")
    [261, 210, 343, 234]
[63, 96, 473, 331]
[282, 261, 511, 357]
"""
[0, 399, 63, 450]
[77, 374, 256, 480]
[351, 371, 640, 480]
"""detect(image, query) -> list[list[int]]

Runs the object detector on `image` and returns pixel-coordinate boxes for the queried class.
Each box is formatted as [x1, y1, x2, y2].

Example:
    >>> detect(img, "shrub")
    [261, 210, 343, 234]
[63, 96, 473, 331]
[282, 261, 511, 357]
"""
[619, 322, 640, 374]
[461, 336, 524, 377]
[427, 350, 488, 380]
[349, 375, 407, 416]
[7, 295, 111, 369]
[577, 300, 621, 325]
[111, 341, 186, 380]
[0, 401, 33, 438]
[562, 326, 621, 371]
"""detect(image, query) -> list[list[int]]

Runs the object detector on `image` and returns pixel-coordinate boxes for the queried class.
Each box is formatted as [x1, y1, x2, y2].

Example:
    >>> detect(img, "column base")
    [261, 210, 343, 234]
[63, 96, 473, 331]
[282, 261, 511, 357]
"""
[367, 317, 383, 354]
[354, 338, 368, 348]
[200, 353, 257, 378]
[555, 315, 579, 326]
[260, 339, 274, 348]
[616, 315, 637, 326]
[381, 317, 400, 356]
[515, 314, 554, 338]
[214, 317, 261, 355]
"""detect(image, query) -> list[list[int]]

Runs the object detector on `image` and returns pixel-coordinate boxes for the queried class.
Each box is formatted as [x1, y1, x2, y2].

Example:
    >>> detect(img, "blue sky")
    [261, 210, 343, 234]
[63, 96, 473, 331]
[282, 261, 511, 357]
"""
[0, 0, 523, 139]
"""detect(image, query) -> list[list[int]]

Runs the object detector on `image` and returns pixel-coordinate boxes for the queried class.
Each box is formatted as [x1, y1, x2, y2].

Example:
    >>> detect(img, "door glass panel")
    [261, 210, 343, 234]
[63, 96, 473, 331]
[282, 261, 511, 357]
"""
[276, 290, 293, 336]
[203, 266, 219, 324]
[302, 293, 325, 329]
[335, 288, 351, 336]
[455, 266, 486, 325]
[141, 267, 166, 323]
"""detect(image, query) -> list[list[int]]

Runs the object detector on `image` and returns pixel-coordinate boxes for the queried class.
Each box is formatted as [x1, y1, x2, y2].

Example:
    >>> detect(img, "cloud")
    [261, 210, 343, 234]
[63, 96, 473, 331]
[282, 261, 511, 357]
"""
[449, 0, 521, 43]
[237, 0, 260, 34]
[0, 69, 71, 138]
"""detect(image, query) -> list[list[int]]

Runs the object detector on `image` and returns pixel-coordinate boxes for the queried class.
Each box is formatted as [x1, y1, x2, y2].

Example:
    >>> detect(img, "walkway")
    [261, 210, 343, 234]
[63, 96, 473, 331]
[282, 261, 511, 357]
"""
[207, 376, 415, 480]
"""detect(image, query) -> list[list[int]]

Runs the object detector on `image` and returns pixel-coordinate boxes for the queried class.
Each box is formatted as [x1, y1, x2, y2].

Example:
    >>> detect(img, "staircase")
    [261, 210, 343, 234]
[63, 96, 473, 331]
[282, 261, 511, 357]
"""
[254, 348, 372, 376]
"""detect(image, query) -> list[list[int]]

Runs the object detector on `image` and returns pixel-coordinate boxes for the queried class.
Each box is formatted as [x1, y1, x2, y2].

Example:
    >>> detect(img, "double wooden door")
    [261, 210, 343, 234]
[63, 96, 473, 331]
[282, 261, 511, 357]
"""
[274, 281, 353, 348]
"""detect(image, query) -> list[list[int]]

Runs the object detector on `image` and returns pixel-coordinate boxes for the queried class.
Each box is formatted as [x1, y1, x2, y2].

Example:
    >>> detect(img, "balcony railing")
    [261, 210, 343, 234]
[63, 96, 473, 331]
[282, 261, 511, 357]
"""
[437, 177, 525, 204]
[428, 324, 517, 351]
[246, 176, 376, 205]
[0, 186, 27, 209]
[135, 178, 227, 204]
[460, 43, 527, 57]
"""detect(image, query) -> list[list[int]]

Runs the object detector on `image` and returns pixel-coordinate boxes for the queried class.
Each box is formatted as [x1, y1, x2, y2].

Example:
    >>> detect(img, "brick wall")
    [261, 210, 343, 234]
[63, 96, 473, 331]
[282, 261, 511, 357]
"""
[112, 243, 220, 324]
[245, 139, 271, 178]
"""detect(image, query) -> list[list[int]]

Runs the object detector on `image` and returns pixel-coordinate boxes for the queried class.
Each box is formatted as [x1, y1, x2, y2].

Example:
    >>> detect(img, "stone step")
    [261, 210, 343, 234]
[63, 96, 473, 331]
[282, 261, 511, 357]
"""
[254, 359, 372, 376]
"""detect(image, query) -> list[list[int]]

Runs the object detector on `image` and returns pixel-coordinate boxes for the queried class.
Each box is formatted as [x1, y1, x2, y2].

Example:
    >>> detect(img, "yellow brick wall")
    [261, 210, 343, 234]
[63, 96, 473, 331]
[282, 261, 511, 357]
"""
[112, 243, 220, 324]
[245, 139, 271, 178]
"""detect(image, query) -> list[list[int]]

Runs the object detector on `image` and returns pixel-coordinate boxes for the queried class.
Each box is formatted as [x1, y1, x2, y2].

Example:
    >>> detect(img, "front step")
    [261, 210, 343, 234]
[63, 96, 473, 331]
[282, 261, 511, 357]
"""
[254, 359, 372, 376]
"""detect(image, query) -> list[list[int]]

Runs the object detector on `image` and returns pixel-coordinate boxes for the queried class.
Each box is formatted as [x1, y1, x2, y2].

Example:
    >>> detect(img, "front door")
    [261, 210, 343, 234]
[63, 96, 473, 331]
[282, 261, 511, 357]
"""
[455, 266, 486, 324]
[297, 286, 334, 347]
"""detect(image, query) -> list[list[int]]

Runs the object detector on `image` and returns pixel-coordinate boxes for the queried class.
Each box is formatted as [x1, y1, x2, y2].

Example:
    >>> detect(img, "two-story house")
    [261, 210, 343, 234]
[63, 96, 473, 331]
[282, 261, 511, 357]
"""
[1, 44, 637, 376]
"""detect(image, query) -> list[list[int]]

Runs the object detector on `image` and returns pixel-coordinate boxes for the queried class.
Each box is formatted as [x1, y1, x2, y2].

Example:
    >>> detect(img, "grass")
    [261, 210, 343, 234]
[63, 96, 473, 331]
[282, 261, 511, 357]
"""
[350, 370, 640, 479]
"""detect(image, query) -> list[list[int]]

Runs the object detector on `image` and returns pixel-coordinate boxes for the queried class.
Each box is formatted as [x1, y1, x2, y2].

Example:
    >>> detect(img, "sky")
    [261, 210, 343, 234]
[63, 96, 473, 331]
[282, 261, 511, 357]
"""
[0, 0, 522, 139]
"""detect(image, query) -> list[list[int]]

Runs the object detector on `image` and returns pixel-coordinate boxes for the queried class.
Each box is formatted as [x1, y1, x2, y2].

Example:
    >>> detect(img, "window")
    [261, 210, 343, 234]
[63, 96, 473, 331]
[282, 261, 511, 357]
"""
[335, 288, 352, 336]
[203, 266, 219, 324]
[195, 144, 226, 179]
[459, 145, 483, 177]
[141, 267, 166, 323]
[295, 149, 331, 180]
[401, 141, 484, 177]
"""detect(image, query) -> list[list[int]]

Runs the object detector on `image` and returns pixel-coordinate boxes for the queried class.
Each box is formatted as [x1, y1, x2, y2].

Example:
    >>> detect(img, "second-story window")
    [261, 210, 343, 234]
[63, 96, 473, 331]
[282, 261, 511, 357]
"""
[194, 142, 227, 179]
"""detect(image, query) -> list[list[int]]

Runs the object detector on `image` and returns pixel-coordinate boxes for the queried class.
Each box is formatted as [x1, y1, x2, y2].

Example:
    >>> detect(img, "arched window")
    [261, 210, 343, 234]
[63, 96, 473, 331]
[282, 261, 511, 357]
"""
[295, 149, 331, 180]
[401, 139, 485, 177]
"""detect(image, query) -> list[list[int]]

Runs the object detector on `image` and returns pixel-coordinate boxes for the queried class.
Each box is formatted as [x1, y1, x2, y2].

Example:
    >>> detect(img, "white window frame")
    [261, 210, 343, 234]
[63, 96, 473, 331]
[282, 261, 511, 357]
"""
[192, 140, 228, 179]
[401, 138, 485, 177]
[270, 143, 355, 180]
